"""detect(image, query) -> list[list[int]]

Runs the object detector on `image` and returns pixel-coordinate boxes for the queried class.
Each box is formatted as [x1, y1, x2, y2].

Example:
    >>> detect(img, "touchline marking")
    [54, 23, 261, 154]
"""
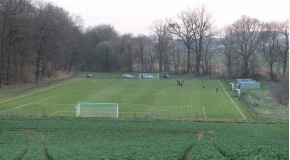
[218, 80, 246, 120]
[51, 111, 75, 115]
[0, 78, 82, 105]
[203, 107, 206, 119]
[51, 111, 58, 115]
[0, 104, 29, 113]
[30, 103, 76, 106]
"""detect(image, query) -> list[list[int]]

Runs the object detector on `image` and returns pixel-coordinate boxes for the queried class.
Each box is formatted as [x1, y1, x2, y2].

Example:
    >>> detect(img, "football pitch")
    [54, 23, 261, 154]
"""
[0, 76, 253, 120]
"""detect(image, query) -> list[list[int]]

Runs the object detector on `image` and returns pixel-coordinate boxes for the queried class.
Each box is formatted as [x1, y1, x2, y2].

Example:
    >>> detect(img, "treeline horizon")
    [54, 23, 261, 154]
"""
[0, 0, 288, 88]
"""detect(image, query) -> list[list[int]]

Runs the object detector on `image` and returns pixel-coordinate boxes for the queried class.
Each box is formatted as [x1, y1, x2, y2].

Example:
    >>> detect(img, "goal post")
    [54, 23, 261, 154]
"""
[139, 73, 159, 79]
[75, 102, 118, 117]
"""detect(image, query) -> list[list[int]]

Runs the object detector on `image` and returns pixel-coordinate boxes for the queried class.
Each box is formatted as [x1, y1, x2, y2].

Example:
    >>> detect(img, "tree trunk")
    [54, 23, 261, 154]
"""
[41, 58, 46, 79]
[35, 52, 41, 83]
[243, 58, 249, 78]
[159, 51, 163, 72]
[269, 63, 274, 80]
[20, 54, 24, 83]
[186, 46, 191, 73]
[6, 49, 10, 85]
[0, 48, 3, 88]
[68, 58, 73, 73]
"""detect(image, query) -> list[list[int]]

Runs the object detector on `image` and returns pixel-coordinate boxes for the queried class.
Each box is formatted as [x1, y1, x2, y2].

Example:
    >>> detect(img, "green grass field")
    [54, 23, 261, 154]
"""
[0, 73, 253, 120]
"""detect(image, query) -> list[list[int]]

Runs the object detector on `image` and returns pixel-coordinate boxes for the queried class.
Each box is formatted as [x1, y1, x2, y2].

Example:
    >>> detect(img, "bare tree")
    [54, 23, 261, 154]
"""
[168, 5, 215, 75]
[272, 71, 289, 104]
[201, 37, 216, 75]
[150, 19, 171, 72]
[145, 35, 158, 72]
[0, 0, 24, 87]
[118, 33, 135, 72]
[170, 39, 182, 73]
[32, 2, 60, 83]
[135, 34, 147, 72]
[190, 5, 215, 75]
[220, 26, 238, 77]
[260, 22, 280, 80]
[275, 19, 289, 76]
[231, 15, 264, 78]
[168, 9, 195, 73]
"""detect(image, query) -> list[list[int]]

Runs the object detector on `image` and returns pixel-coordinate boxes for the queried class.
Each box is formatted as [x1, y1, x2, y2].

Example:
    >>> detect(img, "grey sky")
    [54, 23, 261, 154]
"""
[48, 0, 289, 35]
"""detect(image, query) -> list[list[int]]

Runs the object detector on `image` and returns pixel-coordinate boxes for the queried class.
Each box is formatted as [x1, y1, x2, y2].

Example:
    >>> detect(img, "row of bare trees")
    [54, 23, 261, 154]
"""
[0, 1, 288, 88]
[149, 6, 288, 81]
[0, 0, 84, 87]
[220, 17, 289, 80]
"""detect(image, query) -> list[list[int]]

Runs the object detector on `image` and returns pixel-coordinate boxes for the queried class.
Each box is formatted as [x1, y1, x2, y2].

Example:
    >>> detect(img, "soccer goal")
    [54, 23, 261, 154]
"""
[75, 102, 118, 117]
[139, 73, 159, 79]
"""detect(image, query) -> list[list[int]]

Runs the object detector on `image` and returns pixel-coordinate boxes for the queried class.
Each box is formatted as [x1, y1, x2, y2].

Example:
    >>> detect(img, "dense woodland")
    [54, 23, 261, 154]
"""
[0, 1, 288, 93]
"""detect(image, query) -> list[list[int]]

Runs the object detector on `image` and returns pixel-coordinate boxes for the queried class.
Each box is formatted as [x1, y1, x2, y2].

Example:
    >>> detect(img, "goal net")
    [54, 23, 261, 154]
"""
[76, 102, 118, 117]
[139, 73, 159, 79]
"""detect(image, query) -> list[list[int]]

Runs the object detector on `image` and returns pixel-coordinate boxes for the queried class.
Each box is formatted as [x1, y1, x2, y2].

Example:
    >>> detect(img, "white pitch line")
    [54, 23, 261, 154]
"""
[51, 111, 75, 116]
[0, 78, 82, 105]
[0, 104, 29, 113]
[218, 80, 246, 120]
[203, 107, 206, 119]
[30, 103, 76, 106]
[51, 111, 58, 115]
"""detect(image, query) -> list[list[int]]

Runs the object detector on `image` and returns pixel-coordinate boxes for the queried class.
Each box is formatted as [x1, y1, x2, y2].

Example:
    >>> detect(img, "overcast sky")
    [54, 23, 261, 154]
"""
[48, 0, 289, 35]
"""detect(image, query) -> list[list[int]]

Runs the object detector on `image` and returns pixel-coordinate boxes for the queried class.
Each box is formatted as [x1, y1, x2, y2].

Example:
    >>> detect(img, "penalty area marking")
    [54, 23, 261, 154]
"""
[218, 80, 246, 120]
[0, 103, 76, 114]
[0, 104, 29, 113]
[51, 111, 75, 116]
[0, 78, 82, 105]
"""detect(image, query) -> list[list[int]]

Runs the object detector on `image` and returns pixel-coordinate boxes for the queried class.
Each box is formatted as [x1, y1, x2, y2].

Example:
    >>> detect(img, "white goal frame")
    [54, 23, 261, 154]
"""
[76, 102, 118, 117]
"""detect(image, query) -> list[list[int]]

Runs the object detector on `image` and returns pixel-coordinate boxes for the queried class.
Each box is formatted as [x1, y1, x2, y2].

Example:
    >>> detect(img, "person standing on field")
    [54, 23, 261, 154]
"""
[216, 87, 219, 92]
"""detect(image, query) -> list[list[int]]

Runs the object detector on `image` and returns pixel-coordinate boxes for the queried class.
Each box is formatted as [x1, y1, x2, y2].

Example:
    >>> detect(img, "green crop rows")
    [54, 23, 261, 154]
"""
[0, 117, 288, 159]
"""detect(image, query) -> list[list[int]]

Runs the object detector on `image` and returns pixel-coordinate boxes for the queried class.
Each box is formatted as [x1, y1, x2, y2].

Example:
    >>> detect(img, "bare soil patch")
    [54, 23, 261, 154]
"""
[53, 70, 73, 79]
[19, 130, 50, 159]
[197, 127, 204, 142]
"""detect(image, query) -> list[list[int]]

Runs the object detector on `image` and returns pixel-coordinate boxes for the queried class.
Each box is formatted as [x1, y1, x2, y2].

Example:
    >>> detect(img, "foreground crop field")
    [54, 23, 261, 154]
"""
[0, 116, 288, 159]
[0, 73, 252, 120]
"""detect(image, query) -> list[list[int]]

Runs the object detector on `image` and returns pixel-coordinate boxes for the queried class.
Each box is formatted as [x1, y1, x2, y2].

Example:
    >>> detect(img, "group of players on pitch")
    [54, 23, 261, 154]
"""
[176, 79, 219, 92]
